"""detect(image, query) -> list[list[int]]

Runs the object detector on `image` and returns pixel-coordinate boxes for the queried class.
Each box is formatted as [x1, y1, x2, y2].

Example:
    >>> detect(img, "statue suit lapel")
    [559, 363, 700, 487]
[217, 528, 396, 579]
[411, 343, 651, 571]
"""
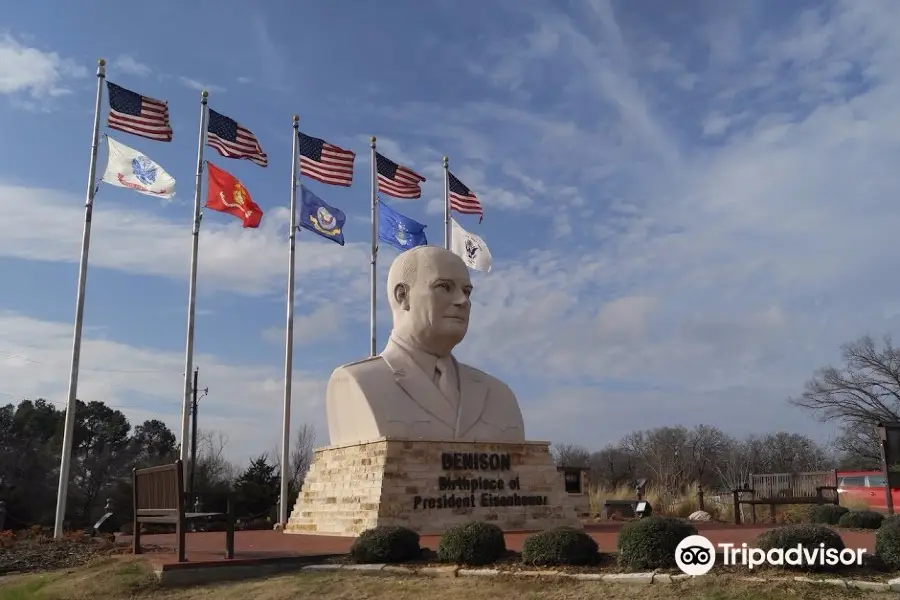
[455, 362, 488, 439]
[381, 342, 458, 430]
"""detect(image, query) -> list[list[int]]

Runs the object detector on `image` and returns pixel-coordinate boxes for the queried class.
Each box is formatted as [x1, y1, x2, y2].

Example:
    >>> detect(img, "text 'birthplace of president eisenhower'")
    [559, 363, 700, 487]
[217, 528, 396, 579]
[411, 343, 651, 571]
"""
[412, 452, 549, 510]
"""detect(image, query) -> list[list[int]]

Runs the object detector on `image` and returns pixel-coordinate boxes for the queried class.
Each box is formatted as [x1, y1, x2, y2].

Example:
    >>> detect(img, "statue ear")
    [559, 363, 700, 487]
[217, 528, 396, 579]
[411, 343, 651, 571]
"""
[393, 283, 410, 310]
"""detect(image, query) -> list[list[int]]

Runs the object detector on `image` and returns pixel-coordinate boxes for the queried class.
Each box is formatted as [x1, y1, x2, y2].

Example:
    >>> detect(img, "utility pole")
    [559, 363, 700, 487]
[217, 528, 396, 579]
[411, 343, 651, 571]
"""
[188, 367, 208, 502]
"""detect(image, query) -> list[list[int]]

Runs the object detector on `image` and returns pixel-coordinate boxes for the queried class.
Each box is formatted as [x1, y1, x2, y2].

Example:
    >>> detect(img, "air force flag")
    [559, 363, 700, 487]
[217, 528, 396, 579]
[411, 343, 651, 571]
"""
[451, 218, 492, 273]
[298, 185, 346, 245]
[100, 136, 176, 199]
[378, 200, 427, 252]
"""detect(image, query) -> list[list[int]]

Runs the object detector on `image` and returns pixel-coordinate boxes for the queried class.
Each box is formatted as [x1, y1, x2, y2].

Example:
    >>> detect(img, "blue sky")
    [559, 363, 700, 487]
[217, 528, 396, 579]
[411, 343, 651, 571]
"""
[2, 0, 899, 462]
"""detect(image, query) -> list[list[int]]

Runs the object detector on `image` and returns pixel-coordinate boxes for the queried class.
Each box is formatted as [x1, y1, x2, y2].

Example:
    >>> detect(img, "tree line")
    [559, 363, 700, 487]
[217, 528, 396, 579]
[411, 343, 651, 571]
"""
[2, 333, 898, 529]
[0, 398, 316, 531]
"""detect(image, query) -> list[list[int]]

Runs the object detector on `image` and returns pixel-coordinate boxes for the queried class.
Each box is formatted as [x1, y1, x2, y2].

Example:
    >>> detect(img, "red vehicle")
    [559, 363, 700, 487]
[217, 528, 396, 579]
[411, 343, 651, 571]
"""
[836, 470, 900, 512]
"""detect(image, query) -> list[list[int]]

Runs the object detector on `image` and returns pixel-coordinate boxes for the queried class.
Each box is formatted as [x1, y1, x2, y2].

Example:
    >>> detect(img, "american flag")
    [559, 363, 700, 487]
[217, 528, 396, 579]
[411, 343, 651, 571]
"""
[448, 171, 484, 222]
[106, 81, 173, 142]
[297, 131, 355, 187]
[206, 109, 268, 167]
[376, 152, 426, 199]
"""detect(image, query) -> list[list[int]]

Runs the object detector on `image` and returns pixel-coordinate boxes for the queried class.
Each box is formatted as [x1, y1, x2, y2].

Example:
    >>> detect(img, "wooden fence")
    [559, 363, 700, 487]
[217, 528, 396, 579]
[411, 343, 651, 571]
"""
[749, 470, 837, 500]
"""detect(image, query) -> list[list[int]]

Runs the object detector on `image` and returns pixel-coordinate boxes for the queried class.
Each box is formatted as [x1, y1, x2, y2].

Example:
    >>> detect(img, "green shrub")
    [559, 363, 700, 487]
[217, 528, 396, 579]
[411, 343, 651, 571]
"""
[617, 516, 697, 570]
[349, 525, 421, 564]
[521, 527, 598, 566]
[876, 519, 900, 569]
[882, 514, 900, 529]
[838, 510, 884, 530]
[805, 504, 848, 525]
[437, 521, 506, 566]
[754, 524, 845, 572]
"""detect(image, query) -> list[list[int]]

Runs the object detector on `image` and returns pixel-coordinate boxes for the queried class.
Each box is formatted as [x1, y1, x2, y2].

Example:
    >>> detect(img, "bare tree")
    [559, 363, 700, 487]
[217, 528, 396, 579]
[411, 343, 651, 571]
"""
[714, 437, 753, 491]
[686, 425, 730, 488]
[552, 443, 591, 468]
[193, 429, 236, 491]
[589, 444, 640, 489]
[271, 424, 317, 492]
[790, 335, 900, 463]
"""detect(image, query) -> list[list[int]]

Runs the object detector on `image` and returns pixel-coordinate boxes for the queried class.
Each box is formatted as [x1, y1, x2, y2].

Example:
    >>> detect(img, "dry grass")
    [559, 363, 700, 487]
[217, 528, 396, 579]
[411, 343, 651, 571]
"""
[589, 484, 881, 525]
[1, 559, 896, 600]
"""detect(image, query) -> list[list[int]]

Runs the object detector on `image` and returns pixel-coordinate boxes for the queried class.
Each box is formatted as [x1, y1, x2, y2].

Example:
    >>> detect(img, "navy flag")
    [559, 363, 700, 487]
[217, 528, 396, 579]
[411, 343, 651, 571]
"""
[299, 186, 346, 246]
[378, 199, 427, 252]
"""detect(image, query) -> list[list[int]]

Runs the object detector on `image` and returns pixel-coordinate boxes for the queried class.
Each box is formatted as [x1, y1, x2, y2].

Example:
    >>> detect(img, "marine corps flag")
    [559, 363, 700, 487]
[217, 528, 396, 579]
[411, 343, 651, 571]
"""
[205, 161, 263, 228]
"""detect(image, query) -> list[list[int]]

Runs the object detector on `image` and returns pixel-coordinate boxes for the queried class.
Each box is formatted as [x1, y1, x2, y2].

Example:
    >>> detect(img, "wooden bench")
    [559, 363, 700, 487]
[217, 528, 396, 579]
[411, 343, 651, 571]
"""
[132, 459, 234, 562]
[731, 470, 840, 525]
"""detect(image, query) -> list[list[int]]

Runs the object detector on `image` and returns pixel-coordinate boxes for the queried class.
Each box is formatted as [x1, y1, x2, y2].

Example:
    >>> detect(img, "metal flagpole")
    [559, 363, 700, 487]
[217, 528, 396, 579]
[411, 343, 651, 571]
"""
[443, 156, 450, 250]
[369, 136, 378, 357]
[180, 90, 209, 485]
[53, 58, 106, 539]
[279, 115, 300, 527]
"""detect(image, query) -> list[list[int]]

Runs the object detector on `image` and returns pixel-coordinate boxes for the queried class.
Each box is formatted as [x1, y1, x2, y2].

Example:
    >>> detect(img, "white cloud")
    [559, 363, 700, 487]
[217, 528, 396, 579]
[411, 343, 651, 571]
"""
[179, 76, 226, 94]
[0, 33, 87, 99]
[112, 55, 152, 77]
[0, 311, 327, 463]
[261, 304, 344, 347]
[0, 183, 370, 299]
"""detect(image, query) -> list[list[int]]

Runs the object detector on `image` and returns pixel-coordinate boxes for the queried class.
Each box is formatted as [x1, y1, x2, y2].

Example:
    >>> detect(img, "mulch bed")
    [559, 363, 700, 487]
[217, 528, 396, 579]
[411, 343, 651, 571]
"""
[0, 531, 169, 576]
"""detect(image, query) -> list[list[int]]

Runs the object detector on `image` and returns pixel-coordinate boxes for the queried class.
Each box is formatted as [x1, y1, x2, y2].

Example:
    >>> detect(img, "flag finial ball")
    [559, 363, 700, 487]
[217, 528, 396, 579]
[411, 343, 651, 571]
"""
[97, 58, 106, 67]
[201, 90, 209, 98]
[370, 136, 376, 144]
[443, 156, 448, 164]
[293, 115, 299, 123]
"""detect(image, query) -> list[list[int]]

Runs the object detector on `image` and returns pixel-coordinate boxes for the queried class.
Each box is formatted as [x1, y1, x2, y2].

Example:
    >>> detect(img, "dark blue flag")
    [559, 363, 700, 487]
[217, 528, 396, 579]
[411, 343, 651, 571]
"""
[378, 200, 427, 252]
[299, 185, 346, 246]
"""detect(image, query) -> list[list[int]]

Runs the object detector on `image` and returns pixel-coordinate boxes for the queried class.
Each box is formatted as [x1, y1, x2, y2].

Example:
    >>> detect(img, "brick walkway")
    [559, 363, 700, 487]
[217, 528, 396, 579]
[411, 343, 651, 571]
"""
[129, 522, 878, 570]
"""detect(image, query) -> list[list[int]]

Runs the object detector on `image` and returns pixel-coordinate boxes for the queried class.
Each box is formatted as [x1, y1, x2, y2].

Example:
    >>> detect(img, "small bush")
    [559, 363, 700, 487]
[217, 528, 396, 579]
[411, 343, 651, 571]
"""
[754, 524, 845, 572]
[877, 519, 900, 569]
[838, 510, 884, 530]
[349, 525, 421, 564]
[617, 516, 697, 570]
[437, 521, 506, 566]
[521, 527, 598, 566]
[882, 514, 900, 529]
[805, 504, 848, 525]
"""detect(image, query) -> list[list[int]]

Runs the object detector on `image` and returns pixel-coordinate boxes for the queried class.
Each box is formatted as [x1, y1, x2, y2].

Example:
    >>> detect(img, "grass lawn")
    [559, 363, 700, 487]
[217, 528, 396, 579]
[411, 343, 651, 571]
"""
[0, 557, 896, 600]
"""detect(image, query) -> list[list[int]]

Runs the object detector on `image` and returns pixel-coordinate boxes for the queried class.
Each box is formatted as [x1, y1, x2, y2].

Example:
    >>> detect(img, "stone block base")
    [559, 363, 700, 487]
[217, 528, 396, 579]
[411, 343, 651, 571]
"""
[285, 438, 582, 536]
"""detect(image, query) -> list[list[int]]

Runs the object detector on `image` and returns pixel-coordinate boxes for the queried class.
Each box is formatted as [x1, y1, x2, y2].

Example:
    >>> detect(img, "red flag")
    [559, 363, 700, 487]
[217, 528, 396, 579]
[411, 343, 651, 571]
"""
[205, 161, 263, 228]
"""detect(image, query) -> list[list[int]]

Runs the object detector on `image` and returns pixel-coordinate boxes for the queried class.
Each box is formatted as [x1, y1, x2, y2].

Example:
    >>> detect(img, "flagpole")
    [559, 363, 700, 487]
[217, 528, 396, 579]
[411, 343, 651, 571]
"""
[369, 136, 377, 357]
[279, 115, 300, 528]
[443, 156, 450, 250]
[180, 89, 209, 486]
[53, 58, 106, 539]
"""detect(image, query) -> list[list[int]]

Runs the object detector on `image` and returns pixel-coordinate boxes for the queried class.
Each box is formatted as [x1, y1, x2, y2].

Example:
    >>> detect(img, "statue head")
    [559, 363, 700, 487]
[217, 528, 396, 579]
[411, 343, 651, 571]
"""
[387, 245, 473, 357]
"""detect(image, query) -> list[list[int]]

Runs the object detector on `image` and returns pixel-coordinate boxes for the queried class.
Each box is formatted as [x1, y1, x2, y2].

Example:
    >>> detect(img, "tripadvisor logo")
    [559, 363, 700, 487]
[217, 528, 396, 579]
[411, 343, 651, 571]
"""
[674, 535, 865, 576]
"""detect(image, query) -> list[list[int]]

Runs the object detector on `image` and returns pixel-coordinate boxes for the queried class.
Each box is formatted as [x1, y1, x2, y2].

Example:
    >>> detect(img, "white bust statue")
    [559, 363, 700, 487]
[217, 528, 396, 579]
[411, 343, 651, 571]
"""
[325, 245, 526, 445]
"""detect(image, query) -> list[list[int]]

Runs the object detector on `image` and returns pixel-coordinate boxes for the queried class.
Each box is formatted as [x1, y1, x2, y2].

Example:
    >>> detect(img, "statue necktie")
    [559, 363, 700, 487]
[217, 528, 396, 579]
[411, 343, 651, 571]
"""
[435, 358, 458, 406]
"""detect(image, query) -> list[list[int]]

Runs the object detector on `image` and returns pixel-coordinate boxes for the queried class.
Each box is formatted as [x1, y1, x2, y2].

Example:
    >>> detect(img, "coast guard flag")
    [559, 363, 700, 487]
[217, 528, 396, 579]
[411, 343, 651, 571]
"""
[100, 136, 176, 199]
[451, 218, 492, 273]
[378, 200, 427, 252]
[299, 185, 346, 246]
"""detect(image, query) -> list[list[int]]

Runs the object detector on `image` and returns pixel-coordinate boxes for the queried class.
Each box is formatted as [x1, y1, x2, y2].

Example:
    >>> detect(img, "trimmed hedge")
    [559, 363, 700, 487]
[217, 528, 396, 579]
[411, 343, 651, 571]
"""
[521, 526, 598, 566]
[754, 524, 845, 572]
[837, 510, 884, 530]
[349, 525, 421, 564]
[437, 521, 506, 566]
[617, 516, 697, 570]
[876, 518, 900, 569]
[805, 504, 849, 525]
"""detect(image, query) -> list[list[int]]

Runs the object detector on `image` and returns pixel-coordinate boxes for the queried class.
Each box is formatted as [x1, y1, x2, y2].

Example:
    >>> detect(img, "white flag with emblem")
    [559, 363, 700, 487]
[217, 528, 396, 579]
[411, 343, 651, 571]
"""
[450, 218, 492, 273]
[100, 136, 176, 199]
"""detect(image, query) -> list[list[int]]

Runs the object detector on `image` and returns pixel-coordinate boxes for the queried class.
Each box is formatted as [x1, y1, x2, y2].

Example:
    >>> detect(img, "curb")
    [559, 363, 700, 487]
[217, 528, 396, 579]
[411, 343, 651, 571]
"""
[303, 563, 900, 591]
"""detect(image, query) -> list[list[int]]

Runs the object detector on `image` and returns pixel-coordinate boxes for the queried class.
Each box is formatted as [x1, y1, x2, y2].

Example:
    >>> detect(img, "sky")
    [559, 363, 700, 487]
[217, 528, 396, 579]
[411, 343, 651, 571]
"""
[2, 0, 899, 464]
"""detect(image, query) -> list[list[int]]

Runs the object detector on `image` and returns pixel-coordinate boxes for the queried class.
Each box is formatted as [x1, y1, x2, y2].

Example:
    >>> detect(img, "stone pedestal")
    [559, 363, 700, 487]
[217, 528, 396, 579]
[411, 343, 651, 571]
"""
[285, 438, 582, 536]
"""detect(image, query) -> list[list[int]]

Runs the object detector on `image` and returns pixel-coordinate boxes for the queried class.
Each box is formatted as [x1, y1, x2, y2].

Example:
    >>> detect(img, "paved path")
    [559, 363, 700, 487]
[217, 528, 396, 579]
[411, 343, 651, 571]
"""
[129, 522, 878, 569]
